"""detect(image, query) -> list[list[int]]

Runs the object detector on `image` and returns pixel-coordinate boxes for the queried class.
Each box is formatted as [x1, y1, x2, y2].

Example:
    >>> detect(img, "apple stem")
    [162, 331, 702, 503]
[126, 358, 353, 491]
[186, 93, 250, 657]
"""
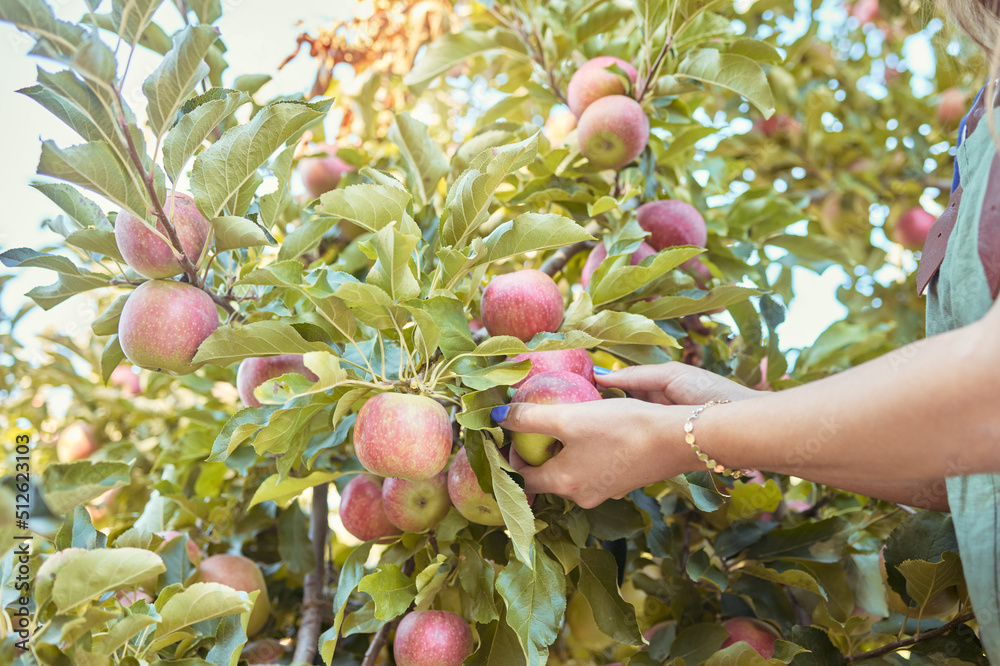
[292, 482, 329, 664]
[844, 611, 974, 663]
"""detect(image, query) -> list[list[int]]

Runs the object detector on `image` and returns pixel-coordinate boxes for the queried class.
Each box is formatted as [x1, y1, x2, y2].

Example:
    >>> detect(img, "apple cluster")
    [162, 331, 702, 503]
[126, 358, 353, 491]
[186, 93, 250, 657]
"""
[566, 56, 651, 169]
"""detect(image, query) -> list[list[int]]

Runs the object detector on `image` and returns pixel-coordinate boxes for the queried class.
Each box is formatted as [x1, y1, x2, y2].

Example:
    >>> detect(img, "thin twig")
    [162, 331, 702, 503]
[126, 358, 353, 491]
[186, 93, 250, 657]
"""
[540, 240, 594, 277]
[845, 611, 975, 664]
[292, 483, 330, 665]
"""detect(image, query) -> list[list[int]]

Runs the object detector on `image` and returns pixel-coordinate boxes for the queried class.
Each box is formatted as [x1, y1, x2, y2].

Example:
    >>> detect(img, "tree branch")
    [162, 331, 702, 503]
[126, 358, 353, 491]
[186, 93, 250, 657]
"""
[292, 482, 330, 665]
[845, 611, 975, 664]
[540, 240, 594, 277]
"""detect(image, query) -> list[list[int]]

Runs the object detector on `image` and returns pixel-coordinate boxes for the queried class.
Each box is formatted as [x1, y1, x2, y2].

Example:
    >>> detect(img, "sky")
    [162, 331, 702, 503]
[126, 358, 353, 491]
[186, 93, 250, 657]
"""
[0, 0, 941, 361]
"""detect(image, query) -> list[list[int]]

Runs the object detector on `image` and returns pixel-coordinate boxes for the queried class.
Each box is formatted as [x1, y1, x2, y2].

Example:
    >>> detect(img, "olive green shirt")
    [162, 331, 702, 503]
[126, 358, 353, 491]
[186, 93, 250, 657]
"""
[925, 103, 1000, 663]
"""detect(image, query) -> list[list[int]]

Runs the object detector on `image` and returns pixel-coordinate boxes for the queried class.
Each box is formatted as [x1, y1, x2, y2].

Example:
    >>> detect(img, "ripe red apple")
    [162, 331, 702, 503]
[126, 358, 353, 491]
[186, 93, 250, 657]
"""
[578, 95, 650, 169]
[567, 56, 638, 118]
[109, 365, 141, 396]
[117, 589, 154, 607]
[236, 354, 320, 408]
[687, 258, 714, 289]
[56, 421, 97, 462]
[754, 113, 802, 138]
[155, 530, 201, 565]
[447, 447, 504, 526]
[636, 200, 708, 263]
[893, 207, 936, 250]
[118, 280, 219, 375]
[850, 0, 879, 24]
[196, 554, 270, 636]
[509, 348, 595, 389]
[339, 474, 403, 543]
[720, 617, 779, 658]
[299, 145, 355, 200]
[581, 241, 656, 288]
[354, 393, 452, 480]
[508, 371, 602, 466]
[544, 109, 577, 146]
[381, 472, 451, 533]
[114, 192, 210, 279]
[938, 88, 967, 127]
[480, 269, 564, 342]
[393, 610, 474, 666]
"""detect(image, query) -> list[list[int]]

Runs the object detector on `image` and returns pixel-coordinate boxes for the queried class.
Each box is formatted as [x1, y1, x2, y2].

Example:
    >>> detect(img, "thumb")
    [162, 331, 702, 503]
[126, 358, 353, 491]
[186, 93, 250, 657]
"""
[491, 402, 564, 438]
[509, 442, 566, 497]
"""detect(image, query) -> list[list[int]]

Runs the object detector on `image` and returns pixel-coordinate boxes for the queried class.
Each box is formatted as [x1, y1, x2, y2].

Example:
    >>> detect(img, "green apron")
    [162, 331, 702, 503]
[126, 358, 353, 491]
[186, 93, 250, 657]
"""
[924, 99, 1000, 662]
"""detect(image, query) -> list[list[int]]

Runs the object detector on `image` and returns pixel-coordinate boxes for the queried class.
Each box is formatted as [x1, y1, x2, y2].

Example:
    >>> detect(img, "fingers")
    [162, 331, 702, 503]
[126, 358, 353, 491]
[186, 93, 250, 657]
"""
[594, 362, 684, 399]
[491, 402, 565, 438]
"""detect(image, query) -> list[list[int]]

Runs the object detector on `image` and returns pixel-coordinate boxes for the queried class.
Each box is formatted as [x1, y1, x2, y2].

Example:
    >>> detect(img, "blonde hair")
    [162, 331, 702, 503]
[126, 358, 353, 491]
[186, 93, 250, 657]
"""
[939, 0, 1000, 150]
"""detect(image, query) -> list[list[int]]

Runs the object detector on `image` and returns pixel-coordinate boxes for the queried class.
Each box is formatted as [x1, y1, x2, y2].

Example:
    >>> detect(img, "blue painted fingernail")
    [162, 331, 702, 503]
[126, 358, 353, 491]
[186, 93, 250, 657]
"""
[491, 405, 510, 422]
[593, 366, 611, 375]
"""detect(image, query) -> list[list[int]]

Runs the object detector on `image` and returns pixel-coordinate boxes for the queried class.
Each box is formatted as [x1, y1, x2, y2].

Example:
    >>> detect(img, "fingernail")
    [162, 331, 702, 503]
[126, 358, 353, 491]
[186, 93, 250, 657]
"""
[593, 366, 611, 376]
[491, 405, 510, 422]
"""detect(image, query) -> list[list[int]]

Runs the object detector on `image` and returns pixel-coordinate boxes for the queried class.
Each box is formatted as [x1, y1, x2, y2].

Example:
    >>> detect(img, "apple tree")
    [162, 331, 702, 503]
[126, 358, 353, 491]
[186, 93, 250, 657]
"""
[0, 0, 989, 664]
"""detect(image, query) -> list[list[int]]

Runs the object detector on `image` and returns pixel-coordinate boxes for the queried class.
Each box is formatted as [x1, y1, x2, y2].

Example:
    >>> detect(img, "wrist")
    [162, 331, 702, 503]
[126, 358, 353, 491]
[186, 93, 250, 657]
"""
[682, 400, 752, 477]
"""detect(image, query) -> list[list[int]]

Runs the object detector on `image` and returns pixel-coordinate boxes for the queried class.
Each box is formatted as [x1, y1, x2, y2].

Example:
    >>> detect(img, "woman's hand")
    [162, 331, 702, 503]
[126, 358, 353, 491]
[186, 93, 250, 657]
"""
[493, 398, 699, 508]
[594, 362, 761, 405]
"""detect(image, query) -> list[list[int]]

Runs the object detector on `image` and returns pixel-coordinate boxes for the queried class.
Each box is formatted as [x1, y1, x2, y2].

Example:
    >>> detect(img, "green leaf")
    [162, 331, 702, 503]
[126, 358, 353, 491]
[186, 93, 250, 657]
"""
[0, 0, 86, 61]
[575, 310, 678, 347]
[37, 140, 152, 222]
[634, 0, 670, 35]
[53, 548, 166, 612]
[192, 321, 332, 365]
[249, 471, 345, 508]
[314, 182, 415, 235]
[184, 0, 222, 24]
[329, 542, 375, 646]
[110, 0, 163, 46]
[883, 512, 958, 601]
[101, 336, 126, 384]
[277, 216, 334, 261]
[205, 613, 248, 666]
[727, 38, 783, 66]
[629, 286, 761, 319]
[358, 564, 417, 621]
[590, 247, 701, 306]
[0, 247, 110, 310]
[259, 144, 296, 228]
[460, 359, 531, 391]
[31, 181, 108, 229]
[41, 461, 131, 515]
[665, 472, 726, 512]
[767, 233, 854, 269]
[191, 99, 334, 219]
[483, 441, 536, 565]
[459, 539, 499, 624]
[388, 111, 448, 209]
[746, 517, 848, 563]
[334, 282, 408, 330]
[898, 551, 964, 609]
[211, 216, 272, 252]
[143, 25, 219, 137]
[441, 133, 539, 247]
[676, 48, 774, 117]
[727, 478, 782, 521]
[153, 582, 253, 638]
[668, 623, 729, 665]
[739, 563, 827, 600]
[94, 613, 159, 655]
[482, 213, 594, 265]
[19, 69, 121, 153]
[163, 88, 250, 181]
[467, 605, 526, 666]
[363, 225, 421, 301]
[404, 29, 530, 89]
[704, 641, 772, 666]
[577, 548, 643, 645]
[495, 544, 566, 665]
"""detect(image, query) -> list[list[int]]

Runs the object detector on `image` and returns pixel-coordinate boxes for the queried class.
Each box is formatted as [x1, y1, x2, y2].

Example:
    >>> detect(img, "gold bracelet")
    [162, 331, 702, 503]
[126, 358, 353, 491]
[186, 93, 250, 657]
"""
[683, 400, 752, 479]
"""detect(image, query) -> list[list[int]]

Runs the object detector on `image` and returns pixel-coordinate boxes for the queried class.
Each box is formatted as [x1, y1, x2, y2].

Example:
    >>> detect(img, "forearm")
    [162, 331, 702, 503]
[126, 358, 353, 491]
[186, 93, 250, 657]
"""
[698, 319, 1000, 484]
[801, 476, 950, 512]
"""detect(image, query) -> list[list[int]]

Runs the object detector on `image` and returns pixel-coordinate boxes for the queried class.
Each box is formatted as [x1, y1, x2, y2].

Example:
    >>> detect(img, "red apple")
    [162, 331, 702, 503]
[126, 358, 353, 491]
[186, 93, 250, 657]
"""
[754, 113, 802, 138]
[236, 354, 320, 408]
[720, 617, 779, 658]
[508, 371, 602, 466]
[636, 200, 708, 263]
[510, 348, 595, 389]
[109, 365, 141, 396]
[567, 56, 638, 118]
[893, 207, 936, 250]
[447, 447, 504, 526]
[155, 530, 201, 565]
[581, 241, 657, 288]
[687, 258, 714, 288]
[393, 610, 474, 666]
[117, 589, 154, 607]
[578, 95, 650, 169]
[339, 474, 402, 543]
[56, 421, 97, 462]
[196, 554, 270, 636]
[381, 472, 451, 533]
[544, 109, 577, 145]
[354, 393, 452, 480]
[299, 145, 355, 200]
[480, 269, 564, 342]
[938, 88, 967, 127]
[114, 192, 210, 279]
[850, 0, 879, 24]
[118, 280, 219, 375]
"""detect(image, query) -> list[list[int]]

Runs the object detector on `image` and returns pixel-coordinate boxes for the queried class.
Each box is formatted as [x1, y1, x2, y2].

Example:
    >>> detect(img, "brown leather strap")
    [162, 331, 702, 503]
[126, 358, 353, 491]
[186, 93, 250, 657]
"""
[979, 153, 1000, 299]
[917, 186, 963, 295]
